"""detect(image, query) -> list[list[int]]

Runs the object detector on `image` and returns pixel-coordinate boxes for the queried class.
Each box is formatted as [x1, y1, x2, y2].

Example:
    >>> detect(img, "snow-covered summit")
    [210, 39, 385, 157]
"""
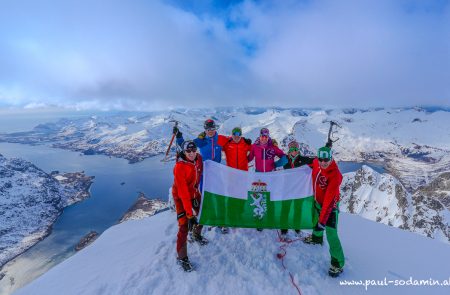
[14, 210, 450, 295]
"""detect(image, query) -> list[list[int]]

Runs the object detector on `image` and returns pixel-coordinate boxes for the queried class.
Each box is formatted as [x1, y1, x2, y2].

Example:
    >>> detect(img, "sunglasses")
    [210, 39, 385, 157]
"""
[289, 147, 299, 153]
[205, 128, 216, 132]
[185, 148, 197, 154]
[260, 135, 268, 138]
[318, 158, 330, 162]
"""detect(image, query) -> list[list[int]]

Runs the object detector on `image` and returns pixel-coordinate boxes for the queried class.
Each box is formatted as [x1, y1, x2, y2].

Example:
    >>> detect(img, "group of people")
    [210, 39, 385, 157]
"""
[171, 119, 345, 277]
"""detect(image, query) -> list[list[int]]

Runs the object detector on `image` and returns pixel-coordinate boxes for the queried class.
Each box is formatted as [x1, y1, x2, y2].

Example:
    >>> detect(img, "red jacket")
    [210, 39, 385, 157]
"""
[172, 154, 203, 218]
[311, 158, 343, 225]
[217, 135, 251, 171]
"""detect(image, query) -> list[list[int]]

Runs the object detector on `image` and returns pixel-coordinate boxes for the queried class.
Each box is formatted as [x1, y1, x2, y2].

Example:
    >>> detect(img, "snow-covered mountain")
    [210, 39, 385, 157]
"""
[14, 209, 450, 295]
[341, 165, 449, 243]
[0, 154, 94, 269]
[0, 107, 448, 243]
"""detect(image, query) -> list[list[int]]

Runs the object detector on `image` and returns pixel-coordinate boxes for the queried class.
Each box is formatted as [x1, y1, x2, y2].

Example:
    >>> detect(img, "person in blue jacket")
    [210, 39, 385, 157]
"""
[174, 119, 222, 163]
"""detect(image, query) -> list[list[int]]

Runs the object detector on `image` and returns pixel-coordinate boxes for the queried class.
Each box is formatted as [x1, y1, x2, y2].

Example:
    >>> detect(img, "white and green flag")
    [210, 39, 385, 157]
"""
[199, 160, 317, 229]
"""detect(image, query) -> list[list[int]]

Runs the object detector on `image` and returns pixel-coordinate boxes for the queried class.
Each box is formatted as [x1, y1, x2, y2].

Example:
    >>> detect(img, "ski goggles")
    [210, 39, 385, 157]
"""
[232, 127, 242, 136]
[318, 158, 330, 162]
[184, 148, 197, 153]
[288, 147, 299, 153]
[205, 127, 216, 131]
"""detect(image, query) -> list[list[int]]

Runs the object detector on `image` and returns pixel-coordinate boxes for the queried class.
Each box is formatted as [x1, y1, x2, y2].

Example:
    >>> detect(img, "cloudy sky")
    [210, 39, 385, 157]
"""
[0, 0, 449, 110]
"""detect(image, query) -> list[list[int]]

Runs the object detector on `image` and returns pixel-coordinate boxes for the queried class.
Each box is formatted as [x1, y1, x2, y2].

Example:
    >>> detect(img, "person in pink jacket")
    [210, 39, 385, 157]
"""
[248, 128, 286, 172]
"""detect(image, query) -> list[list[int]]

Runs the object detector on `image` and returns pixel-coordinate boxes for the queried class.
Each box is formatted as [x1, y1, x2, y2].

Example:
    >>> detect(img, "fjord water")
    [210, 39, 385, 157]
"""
[0, 142, 174, 294]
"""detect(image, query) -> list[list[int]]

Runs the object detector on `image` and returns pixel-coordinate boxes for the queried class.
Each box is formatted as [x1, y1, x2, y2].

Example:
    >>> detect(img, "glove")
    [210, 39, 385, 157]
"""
[243, 138, 252, 145]
[275, 155, 288, 168]
[325, 140, 332, 148]
[173, 126, 182, 138]
[198, 131, 206, 139]
[314, 222, 326, 232]
[188, 216, 198, 232]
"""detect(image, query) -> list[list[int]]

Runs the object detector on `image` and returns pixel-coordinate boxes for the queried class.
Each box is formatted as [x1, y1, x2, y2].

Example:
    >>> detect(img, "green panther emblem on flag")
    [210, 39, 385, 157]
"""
[248, 181, 270, 220]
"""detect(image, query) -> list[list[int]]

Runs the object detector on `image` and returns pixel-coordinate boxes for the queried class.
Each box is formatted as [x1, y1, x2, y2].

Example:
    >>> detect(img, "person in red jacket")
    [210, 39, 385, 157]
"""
[216, 127, 252, 229]
[303, 146, 345, 277]
[217, 127, 252, 171]
[172, 140, 208, 272]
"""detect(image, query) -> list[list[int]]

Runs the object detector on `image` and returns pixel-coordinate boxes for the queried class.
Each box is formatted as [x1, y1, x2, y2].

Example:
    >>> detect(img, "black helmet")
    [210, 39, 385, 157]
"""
[204, 119, 216, 130]
[182, 140, 197, 152]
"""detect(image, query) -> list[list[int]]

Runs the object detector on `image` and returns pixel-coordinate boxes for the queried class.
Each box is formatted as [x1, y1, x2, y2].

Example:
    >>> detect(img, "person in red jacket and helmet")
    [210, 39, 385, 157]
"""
[172, 140, 208, 272]
[217, 127, 252, 171]
[303, 146, 345, 277]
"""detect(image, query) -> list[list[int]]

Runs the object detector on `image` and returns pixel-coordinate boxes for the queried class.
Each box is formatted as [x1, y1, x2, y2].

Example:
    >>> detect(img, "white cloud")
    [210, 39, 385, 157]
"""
[0, 0, 448, 110]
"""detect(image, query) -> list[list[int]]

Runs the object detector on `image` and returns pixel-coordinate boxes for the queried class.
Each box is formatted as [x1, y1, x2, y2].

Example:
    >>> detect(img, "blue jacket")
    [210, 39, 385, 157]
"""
[177, 133, 222, 163]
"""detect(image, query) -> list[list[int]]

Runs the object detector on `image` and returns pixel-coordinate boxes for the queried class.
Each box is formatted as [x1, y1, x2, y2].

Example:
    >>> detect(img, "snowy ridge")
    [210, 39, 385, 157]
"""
[341, 165, 413, 229]
[341, 165, 449, 243]
[14, 210, 450, 295]
[0, 154, 93, 269]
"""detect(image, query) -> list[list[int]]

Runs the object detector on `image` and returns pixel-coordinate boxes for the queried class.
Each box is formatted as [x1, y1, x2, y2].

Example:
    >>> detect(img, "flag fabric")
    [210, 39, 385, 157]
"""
[199, 160, 317, 229]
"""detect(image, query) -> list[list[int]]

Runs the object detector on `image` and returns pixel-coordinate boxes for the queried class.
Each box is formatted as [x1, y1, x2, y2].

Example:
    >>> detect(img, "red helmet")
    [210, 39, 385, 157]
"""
[204, 119, 216, 130]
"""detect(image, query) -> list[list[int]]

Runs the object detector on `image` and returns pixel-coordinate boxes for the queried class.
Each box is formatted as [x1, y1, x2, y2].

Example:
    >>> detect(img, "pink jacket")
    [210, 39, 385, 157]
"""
[248, 138, 285, 172]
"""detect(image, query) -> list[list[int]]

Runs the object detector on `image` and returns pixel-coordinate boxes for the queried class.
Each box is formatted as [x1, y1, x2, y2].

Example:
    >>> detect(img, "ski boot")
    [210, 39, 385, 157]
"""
[302, 234, 323, 245]
[177, 257, 194, 272]
[328, 265, 343, 277]
[220, 227, 229, 234]
[192, 232, 209, 245]
[279, 229, 289, 242]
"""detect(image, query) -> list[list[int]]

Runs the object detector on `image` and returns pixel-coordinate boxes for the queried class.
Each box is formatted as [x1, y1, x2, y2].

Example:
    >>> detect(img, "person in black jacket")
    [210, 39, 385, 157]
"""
[282, 140, 314, 170]
[280, 140, 314, 240]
